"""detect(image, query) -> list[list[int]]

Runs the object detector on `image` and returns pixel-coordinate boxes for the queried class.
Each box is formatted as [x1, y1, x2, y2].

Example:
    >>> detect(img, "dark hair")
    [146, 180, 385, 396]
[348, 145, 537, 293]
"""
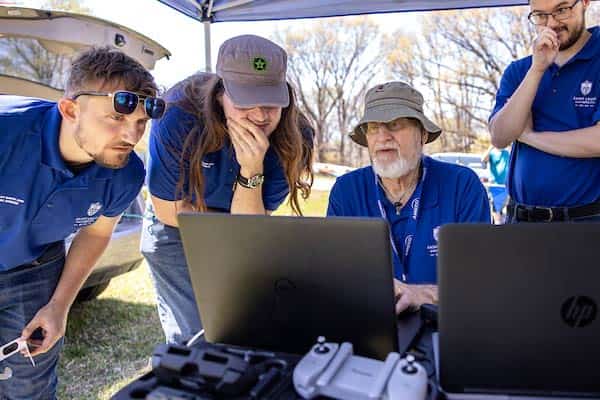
[65, 46, 158, 97]
[174, 73, 313, 215]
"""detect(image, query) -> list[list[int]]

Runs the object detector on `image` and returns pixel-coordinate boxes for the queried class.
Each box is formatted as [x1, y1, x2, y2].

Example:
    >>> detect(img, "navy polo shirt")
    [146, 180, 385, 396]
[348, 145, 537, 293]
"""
[490, 26, 600, 207]
[147, 86, 290, 212]
[327, 156, 491, 283]
[0, 96, 145, 272]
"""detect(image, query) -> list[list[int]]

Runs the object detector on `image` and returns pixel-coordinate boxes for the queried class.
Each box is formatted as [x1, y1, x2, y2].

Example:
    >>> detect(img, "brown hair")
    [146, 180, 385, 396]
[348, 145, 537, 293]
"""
[65, 46, 158, 97]
[174, 73, 313, 215]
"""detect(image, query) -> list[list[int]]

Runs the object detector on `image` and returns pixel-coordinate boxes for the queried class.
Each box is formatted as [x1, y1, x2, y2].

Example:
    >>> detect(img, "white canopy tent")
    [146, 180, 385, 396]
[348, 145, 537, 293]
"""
[156, 0, 545, 71]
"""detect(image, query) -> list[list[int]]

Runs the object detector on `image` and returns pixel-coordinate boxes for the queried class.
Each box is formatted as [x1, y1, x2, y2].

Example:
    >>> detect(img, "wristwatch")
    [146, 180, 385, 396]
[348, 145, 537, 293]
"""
[237, 173, 265, 189]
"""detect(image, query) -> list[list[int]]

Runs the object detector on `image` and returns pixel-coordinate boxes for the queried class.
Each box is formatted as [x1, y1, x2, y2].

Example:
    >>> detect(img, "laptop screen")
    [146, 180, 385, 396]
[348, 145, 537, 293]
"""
[178, 213, 399, 359]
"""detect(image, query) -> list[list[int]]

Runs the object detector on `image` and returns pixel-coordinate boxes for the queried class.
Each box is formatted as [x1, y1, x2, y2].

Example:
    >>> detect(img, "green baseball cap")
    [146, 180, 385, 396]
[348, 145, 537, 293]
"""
[350, 81, 442, 147]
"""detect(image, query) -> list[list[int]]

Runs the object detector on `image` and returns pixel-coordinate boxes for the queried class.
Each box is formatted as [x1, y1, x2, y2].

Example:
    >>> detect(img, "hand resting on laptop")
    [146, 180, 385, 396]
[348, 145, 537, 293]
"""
[394, 280, 438, 314]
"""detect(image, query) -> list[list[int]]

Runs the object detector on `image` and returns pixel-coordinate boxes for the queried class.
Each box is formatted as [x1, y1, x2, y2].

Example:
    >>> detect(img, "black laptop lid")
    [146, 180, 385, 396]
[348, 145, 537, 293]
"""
[178, 213, 398, 360]
[438, 223, 600, 397]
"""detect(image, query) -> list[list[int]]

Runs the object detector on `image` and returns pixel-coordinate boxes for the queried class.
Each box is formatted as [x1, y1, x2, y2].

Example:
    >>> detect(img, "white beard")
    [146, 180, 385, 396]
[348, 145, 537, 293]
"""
[372, 151, 420, 179]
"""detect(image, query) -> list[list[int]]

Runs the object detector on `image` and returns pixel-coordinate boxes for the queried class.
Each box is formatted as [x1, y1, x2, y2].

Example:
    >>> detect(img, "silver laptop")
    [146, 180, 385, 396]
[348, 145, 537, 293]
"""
[178, 213, 399, 359]
[436, 223, 600, 399]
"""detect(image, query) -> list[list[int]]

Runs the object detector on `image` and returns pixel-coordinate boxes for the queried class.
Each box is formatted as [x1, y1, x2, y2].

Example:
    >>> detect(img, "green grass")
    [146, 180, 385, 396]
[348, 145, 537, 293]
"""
[57, 263, 162, 399]
[57, 186, 331, 398]
[274, 189, 329, 217]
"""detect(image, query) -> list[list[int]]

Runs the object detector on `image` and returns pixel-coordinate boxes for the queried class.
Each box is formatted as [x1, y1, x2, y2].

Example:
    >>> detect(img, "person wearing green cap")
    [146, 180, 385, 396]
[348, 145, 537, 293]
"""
[141, 35, 314, 344]
[327, 81, 491, 314]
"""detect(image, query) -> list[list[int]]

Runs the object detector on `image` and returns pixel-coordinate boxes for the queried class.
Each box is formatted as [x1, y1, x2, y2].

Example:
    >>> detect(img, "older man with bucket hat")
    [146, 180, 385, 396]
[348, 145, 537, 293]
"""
[327, 81, 490, 314]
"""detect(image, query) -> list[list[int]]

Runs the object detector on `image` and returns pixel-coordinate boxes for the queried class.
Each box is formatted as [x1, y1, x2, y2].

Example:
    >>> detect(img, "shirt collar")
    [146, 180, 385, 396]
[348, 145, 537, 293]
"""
[40, 104, 72, 176]
[570, 26, 600, 61]
[40, 104, 115, 180]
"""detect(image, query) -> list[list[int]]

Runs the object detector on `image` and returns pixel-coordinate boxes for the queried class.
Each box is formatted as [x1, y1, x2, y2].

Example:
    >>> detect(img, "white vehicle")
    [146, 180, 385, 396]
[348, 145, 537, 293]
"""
[0, 5, 170, 300]
[429, 152, 493, 184]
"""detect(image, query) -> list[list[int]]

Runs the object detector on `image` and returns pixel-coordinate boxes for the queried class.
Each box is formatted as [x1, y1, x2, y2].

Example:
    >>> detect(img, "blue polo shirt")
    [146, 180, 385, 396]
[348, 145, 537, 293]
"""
[490, 26, 600, 207]
[147, 85, 291, 212]
[0, 96, 145, 271]
[327, 156, 490, 283]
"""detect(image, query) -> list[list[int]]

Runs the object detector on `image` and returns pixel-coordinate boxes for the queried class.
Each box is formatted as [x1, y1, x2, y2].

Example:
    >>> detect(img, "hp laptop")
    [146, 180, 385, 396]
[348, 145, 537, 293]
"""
[437, 223, 600, 399]
[178, 213, 399, 360]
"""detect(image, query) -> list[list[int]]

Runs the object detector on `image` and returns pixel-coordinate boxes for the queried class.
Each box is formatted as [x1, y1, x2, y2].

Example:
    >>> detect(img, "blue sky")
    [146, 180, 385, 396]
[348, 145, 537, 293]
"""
[19, 0, 422, 88]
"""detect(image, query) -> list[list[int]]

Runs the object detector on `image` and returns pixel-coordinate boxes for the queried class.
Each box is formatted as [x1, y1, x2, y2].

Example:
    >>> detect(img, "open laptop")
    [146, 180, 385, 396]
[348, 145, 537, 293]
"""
[436, 223, 600, 399]
[178, 213, 399, 360]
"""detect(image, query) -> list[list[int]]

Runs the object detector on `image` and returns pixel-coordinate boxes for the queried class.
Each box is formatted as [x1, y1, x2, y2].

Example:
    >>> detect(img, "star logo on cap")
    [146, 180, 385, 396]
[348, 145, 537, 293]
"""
[252, 57, 267, 72]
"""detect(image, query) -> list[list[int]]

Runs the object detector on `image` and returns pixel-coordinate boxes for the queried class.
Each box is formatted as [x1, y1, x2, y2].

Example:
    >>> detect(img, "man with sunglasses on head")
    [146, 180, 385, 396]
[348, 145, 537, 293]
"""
[490, 0, 600, 222]
[0, 46, 164, 399]
[327, 81, 490, 315]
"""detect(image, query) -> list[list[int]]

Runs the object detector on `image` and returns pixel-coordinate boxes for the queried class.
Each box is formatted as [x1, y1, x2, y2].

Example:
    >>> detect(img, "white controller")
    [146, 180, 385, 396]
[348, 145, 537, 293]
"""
[293, 337, 428, 400]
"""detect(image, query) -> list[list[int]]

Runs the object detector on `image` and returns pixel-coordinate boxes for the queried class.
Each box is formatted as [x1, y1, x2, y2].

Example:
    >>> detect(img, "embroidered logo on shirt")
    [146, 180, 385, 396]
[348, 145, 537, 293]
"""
[201, 161, 214, 169]
[87, 202, 102, 216]
[427, 225, 441, 257]
[573, 80, 596, 108]
[433, 226, 440, 242]
[581, 80, 593, 96]
[0, 195, 24, 206]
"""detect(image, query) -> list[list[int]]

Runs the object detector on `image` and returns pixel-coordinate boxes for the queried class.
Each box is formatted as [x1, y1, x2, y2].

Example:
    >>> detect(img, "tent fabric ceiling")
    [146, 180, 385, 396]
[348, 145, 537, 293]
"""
[157, 0, 535, 23]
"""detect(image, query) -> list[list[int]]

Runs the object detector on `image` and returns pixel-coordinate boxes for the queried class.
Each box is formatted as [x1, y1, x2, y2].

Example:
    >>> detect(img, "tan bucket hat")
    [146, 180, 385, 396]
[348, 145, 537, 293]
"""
[350, 81, 442, 146]
[216, 34, 289, 108]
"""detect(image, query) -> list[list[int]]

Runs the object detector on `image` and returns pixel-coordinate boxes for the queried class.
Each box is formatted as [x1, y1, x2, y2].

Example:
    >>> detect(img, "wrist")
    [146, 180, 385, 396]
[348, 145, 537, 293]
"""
[240, 166, 264, 178]
[527, 64, 547, 77]
[48, 296, 72, 312]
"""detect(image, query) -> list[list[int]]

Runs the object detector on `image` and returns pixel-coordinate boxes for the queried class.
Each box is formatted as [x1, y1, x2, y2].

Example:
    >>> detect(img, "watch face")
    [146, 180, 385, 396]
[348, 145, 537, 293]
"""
[248, 175, 265, 187]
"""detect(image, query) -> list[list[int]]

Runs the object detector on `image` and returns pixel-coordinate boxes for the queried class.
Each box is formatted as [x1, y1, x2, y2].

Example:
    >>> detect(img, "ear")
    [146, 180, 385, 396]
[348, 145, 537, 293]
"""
[421, 131, 429, 145]
[582, 0, 591, 11]
[57, 97, 79, 123]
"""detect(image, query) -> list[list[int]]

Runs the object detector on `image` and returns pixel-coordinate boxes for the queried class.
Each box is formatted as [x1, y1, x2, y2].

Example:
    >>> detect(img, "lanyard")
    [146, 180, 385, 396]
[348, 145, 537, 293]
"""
[375, 164, 426, 282]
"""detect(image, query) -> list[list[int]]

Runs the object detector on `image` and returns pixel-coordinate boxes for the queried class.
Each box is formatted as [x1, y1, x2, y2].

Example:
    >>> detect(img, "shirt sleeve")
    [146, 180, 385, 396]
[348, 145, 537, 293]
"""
[593, 76, 600, 124]
[102, 156, 145, 217]
[456, 169, 492, 224]
[147, 105, 196, 201]
[489, 61, 522, 123]
[326, 179, 344, 216]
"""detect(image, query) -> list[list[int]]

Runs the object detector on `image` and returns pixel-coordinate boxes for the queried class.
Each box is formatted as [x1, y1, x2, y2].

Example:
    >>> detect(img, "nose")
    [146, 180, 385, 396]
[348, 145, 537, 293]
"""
[122, 121, 145, 145]
[248, 107, 268, 123]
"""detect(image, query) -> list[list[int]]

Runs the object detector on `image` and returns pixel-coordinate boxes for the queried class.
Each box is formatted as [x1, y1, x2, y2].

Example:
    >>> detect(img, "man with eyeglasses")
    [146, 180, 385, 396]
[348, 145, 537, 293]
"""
[327, 82, 490, 314]
[0, 46, 163, 399]
[490, 0, 600, 222]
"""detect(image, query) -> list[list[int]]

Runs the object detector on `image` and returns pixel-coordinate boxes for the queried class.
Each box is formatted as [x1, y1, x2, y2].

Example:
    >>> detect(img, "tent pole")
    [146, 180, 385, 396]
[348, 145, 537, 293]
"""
[203, 20, 212, 72]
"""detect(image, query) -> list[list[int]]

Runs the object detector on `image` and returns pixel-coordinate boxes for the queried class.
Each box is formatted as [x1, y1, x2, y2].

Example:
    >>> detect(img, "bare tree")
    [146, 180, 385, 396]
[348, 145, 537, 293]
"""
[274, 17, 383, 164]
[386, 6, 535, 152]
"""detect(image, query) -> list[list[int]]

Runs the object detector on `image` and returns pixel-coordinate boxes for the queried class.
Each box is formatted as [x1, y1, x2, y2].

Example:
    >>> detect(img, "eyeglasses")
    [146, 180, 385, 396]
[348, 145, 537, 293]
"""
[71, 90, 166, 119]
[364, 119, 416, 136]
[528, 0, 581, 25]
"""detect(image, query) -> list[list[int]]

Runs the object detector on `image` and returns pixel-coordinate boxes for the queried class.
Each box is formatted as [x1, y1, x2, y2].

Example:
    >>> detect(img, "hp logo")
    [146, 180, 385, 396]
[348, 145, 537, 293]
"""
[561, 296, 597, 328]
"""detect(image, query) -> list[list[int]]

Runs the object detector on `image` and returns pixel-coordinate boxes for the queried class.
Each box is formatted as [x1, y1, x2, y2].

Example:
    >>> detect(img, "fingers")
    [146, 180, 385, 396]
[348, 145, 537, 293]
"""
[227, 118, 269, 172]
[535, 28, 559, 51]
[20, 314, 62, 356]
[396, 293, 412, 314]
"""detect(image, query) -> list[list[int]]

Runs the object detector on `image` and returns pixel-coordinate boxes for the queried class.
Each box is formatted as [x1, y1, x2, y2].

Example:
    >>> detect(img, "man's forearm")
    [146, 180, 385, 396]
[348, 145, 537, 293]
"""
[519, 124, 600, 158]
[48, 230, 111, 310]
[490, 68, 545, 148]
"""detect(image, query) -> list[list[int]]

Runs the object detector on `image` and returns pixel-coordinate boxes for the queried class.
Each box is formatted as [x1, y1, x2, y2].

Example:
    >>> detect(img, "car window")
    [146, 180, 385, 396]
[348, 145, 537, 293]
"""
[0, 37, 71, 91]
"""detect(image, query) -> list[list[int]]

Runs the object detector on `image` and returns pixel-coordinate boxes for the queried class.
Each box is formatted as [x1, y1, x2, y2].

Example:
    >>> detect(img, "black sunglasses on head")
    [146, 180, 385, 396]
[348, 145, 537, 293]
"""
[71, 90, 166, 119]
